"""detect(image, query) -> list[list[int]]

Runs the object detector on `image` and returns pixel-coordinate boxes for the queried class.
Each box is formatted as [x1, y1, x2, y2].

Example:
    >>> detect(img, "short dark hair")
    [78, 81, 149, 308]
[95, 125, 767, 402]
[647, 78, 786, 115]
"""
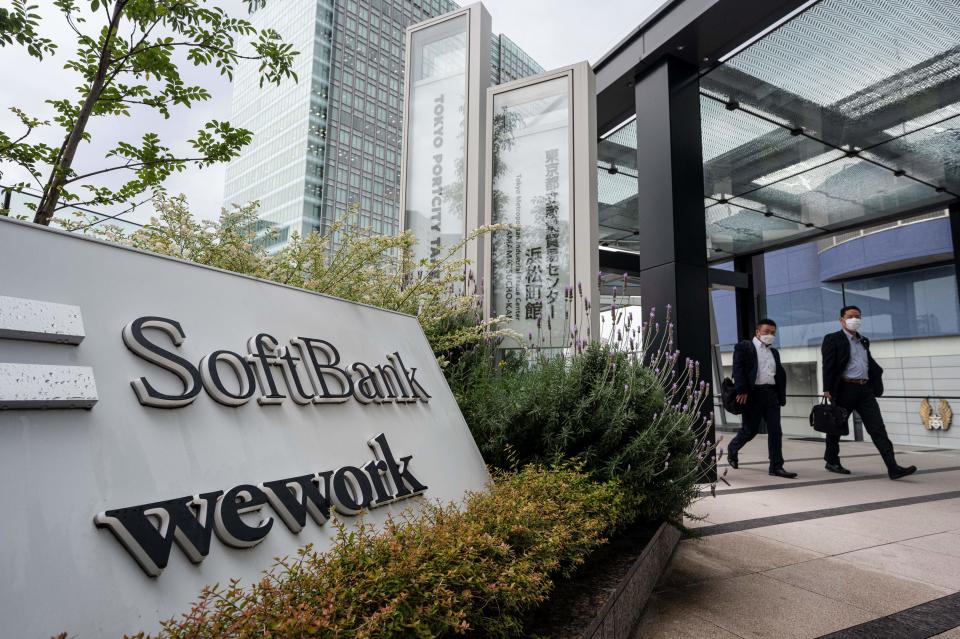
[756, 318, 777, 331]
[839, 305, 861, 318]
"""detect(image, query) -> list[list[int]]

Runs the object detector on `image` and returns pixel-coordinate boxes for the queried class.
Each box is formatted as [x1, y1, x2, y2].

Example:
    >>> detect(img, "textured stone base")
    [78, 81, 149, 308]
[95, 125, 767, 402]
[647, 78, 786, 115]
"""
[582, 522, 682, 639]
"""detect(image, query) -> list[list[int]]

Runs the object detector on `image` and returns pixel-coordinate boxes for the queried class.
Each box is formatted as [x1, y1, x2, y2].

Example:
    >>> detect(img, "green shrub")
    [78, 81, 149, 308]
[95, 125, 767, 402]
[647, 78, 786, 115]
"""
[135, 466, 625, 639]
[447, 316, 711, 525]
[60, 194, 519, 363]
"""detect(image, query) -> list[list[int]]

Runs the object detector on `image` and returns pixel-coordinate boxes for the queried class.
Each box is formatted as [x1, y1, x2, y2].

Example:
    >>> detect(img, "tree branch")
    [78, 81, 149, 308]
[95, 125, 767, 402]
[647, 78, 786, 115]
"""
[103, 14, 164, 87]
[35, 0, 130, 224]
[64, 156, 209, 184]
[3, 159, 47, 192]
[0, 126, 35, 155]
[96, 96, 179, 107]
[108, 40, 264, 72]
[64, 13, 85, 39]
[56, 194, 151, 222]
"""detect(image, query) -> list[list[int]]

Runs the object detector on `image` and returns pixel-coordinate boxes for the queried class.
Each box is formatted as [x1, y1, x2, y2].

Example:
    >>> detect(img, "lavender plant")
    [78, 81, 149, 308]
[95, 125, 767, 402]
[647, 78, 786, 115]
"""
[448, 294, 717, 525]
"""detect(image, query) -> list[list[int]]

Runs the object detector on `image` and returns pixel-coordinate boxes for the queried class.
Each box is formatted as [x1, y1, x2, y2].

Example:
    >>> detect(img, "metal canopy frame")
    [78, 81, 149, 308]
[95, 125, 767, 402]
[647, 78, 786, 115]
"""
[595, 0, 960, 269]
[593, 0, 811, 134]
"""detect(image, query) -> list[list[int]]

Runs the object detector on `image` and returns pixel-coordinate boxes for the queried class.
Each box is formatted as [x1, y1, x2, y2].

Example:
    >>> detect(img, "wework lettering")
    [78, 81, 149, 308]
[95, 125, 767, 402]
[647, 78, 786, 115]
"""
[95, 434, 427, 577]
[93, 491, 222, 577]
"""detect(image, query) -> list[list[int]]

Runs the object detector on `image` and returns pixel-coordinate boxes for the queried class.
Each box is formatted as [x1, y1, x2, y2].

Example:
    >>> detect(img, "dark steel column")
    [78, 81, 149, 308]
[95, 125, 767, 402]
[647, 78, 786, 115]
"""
[950, 201, 960, 304]
[634, 57, 715, 475]
[734, 254, 766, 341]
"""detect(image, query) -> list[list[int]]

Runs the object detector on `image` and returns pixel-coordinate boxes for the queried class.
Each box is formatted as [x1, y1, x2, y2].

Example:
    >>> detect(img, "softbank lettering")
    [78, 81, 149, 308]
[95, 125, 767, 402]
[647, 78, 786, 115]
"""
[121, 316, 432, 408]
[95, 316, 433, 577]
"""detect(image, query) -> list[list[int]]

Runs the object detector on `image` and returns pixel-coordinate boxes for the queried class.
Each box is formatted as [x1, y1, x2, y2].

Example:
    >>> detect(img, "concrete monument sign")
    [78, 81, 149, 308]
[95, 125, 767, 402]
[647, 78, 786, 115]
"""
[0, 217, 488, 637]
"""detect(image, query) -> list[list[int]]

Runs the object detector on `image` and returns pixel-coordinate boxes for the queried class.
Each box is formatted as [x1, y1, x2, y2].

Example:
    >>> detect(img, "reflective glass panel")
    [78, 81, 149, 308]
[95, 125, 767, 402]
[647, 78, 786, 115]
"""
[717, 0, 960, 150]
[701, 94, 841, 200]
[730, 156, 953, 230]
[700, 0, 960, 260]
[843, 265, 960, 340]
[598, 118, 640, 249]
[403, 15, 468, 264]
[490, 76, 571, 348]
[861, 114, 960, 194]
[706, 199, 818, 259]
[765, 283, 844, 348]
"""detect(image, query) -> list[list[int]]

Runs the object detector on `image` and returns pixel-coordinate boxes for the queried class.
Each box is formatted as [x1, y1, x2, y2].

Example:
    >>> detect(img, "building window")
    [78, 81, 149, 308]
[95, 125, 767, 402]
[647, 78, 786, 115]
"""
[843, 265, 960, 340]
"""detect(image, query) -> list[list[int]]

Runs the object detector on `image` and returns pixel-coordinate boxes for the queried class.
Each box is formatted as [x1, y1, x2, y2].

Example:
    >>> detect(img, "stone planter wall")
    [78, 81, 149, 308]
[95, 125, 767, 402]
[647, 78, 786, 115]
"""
[581, 522, 681, 639]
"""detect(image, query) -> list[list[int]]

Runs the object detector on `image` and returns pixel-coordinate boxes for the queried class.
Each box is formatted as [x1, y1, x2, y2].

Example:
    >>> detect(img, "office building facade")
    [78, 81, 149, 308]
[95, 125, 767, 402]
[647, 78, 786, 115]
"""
[712, 211, 960, 449]
[222, 0, 542, 249]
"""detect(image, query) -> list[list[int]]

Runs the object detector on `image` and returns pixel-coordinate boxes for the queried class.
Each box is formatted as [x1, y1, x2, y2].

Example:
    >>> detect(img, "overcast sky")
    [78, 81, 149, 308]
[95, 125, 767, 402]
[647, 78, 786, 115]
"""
[0, 0, 662, 225]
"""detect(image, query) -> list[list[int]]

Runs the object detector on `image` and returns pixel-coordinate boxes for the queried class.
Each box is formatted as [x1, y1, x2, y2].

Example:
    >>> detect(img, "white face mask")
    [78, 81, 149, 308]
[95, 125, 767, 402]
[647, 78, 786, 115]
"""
[758, 334, 775, 346]
[844, 317, 862, 332]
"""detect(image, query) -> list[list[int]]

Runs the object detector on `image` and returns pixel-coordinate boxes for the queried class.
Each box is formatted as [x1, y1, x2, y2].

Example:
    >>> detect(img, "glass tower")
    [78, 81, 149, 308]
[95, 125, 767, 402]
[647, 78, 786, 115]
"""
[223, 0, 543, 250]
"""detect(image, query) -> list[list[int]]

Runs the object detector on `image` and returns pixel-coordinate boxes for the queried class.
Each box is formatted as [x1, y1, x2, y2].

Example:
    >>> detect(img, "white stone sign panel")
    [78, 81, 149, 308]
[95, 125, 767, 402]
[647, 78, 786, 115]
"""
[0, 218, 489, 638]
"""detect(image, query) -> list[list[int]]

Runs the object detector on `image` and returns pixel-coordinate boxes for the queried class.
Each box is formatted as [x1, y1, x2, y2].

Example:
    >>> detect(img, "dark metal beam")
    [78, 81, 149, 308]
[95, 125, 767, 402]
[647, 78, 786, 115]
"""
[598, 248, 640, 274]
[594, 0, 809, 134]
[708, 267, 749, 290]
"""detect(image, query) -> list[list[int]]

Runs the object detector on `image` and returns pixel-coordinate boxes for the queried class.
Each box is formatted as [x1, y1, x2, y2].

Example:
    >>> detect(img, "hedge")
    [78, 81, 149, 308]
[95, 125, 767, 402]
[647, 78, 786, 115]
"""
[121, 465, 627, 639]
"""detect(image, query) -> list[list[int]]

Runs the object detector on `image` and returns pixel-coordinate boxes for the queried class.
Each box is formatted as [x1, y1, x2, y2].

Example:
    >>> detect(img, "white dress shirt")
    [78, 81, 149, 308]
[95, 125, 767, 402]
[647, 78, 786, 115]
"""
[842, 330, 869, 380]
[753, 336, 777, 386]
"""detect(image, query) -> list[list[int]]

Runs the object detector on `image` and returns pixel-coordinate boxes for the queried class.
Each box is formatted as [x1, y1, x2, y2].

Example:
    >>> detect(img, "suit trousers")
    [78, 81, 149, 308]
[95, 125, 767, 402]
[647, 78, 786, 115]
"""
[729, 385, 784, 471]
[824, 383, 897, 470]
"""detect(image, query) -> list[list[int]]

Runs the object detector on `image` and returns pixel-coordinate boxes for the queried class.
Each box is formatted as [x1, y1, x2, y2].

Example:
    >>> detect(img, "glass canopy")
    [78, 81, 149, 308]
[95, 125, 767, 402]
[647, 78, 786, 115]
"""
[597, 118, 640, 251]
[596, 0, 960, 263]
[700, 0, 959, 260]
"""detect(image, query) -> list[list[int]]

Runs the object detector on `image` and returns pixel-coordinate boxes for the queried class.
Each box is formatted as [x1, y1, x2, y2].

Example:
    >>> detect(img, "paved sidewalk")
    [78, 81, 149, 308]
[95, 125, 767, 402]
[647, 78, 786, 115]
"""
[633, 436, 960, 639]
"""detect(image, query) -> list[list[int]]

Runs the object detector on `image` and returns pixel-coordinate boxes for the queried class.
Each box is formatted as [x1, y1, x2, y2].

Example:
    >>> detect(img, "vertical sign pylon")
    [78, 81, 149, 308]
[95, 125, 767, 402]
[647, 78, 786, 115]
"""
[399, 3, 491, 287]
[484, 62, 599, 350]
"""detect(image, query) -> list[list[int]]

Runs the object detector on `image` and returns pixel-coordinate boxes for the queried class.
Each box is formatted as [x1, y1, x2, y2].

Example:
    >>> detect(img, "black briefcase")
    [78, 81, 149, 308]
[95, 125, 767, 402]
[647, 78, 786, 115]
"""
[810, 398, 849, 436]
[720, 377, 742, 415]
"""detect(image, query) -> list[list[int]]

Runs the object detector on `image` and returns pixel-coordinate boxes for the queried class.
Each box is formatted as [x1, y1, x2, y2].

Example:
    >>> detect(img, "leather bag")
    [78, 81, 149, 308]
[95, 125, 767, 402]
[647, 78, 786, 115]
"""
[810, 398, 849, 436]
[721, 377, 742, 415]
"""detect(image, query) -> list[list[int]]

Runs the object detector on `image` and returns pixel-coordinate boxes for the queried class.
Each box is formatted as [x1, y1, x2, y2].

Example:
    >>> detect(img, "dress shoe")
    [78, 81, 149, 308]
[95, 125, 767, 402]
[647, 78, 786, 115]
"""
[727, 453, 739, 470]
[889, 465, 917, 480]
[825, 463, 850, 475]
[769, 468, 798, 479]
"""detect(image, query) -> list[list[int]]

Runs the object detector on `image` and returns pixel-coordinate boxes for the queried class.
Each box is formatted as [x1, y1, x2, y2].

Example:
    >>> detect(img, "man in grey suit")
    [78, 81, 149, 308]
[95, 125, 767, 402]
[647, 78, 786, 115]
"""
[821, 305, 917, 479]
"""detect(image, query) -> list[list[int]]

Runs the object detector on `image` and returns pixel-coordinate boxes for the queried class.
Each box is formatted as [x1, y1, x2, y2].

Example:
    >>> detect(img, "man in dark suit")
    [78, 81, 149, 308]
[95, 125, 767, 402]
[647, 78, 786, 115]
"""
[728, 318, 797, 478]
[821, 305, 917, 479]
